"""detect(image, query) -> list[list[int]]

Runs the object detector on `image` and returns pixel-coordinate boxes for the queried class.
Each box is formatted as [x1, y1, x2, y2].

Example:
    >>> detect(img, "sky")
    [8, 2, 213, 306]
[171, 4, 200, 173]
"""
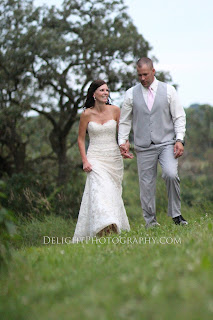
[34, 0, 213, 108]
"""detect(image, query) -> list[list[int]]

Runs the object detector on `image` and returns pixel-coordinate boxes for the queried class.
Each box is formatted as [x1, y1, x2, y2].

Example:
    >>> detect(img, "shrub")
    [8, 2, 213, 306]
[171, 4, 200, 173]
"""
[0, 181, 17, 268]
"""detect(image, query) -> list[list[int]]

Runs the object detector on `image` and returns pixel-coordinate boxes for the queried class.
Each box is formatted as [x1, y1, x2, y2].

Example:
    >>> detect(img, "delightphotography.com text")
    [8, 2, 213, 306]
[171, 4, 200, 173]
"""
[43, 236, 182, 245]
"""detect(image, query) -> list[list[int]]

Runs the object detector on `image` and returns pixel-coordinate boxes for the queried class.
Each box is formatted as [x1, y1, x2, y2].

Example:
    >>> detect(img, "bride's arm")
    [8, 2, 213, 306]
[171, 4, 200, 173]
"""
[78, 112, 92, 172]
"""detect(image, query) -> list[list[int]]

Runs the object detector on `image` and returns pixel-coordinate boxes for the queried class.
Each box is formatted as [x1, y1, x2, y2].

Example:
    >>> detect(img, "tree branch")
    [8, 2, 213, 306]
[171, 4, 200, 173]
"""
[31, 107, 57, 128]
[62, 102, 79, 137]
[28, 152, 56, 164]
[67, 138, 78, 150]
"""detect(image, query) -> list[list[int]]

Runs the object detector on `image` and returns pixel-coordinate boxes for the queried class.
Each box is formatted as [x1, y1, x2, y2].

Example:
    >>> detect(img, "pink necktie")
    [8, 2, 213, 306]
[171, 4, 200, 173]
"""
[147, 87, 154, 111]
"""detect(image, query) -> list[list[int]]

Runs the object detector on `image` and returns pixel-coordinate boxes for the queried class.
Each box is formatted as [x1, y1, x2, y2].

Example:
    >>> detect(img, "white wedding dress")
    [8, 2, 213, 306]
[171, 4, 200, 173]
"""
[72, 119, 130, 243]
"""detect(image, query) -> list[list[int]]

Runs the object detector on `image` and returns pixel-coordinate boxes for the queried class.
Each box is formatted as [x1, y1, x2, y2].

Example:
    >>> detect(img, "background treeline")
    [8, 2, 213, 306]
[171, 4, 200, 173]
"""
[0, 0, 213, 225]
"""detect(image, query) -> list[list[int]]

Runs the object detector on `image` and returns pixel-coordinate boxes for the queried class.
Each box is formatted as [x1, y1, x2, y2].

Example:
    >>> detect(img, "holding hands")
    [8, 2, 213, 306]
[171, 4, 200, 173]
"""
[119, 140, 134, 159]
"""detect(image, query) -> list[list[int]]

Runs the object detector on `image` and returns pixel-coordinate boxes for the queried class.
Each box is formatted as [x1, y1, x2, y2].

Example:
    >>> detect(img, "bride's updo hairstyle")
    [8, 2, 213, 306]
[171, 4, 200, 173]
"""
[84, 79, 111, 109]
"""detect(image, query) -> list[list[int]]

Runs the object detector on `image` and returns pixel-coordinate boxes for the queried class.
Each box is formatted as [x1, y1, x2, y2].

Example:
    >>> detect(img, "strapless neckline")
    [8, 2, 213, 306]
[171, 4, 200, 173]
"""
[88, 119, 117, 126]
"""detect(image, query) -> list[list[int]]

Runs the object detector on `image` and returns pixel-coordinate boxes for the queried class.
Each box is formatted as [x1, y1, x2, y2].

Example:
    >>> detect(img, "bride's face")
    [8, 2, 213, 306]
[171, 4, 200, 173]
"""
[94, 84, 109, 103]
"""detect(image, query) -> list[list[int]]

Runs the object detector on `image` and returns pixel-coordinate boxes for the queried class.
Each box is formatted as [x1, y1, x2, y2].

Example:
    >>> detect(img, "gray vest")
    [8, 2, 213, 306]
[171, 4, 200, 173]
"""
[132, 81, 175, 150]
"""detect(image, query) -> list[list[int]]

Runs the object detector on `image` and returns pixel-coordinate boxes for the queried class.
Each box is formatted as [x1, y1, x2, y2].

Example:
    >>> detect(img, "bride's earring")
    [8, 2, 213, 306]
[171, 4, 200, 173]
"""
[93, 96, 96, 100]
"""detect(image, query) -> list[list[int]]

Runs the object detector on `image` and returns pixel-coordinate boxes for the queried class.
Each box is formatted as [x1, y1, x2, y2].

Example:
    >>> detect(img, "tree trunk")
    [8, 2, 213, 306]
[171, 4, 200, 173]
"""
[49, 128, 68, 186]
[57, 143, 68, 186]
[13, 142, 26, 173]
[1, 130, 27, 175]
[0, 155, 13, 177]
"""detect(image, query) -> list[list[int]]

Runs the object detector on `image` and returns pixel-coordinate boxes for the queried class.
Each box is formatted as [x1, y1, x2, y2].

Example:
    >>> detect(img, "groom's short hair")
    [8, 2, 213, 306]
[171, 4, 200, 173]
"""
[137, 57, 153, 69]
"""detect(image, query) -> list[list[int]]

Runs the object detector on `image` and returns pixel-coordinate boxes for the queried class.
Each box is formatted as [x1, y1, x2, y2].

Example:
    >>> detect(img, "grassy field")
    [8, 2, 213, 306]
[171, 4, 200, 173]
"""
[0, 208, 213, 320]
[0, 158, 213, 320]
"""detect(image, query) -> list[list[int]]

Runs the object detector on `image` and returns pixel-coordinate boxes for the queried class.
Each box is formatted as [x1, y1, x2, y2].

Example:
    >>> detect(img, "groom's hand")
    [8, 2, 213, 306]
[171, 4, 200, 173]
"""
[120, 141, 134, 159]
[120, 140, 129, 153]
[174, 142, 184, 158]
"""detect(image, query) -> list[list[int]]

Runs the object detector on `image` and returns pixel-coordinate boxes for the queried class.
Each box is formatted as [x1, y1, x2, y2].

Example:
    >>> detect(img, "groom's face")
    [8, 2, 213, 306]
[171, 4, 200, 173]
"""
[137, 64, 155, 88]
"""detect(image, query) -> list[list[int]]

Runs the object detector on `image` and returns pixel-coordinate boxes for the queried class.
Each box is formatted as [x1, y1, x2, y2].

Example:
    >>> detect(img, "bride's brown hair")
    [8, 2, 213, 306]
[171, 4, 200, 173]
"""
[84, 79, 111, 109]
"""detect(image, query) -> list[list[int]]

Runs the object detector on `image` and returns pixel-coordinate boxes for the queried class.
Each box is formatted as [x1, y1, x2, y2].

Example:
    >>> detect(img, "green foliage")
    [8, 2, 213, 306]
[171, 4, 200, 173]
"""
[3, 173, 52, 218]
[0, 0, 39, 176]
[11, 214, 75, 249]
[185, 104, 213, 158]
[49, 176, 86, 219]
[0, 210, 212, 319]
[181, 175, 213, 209]
[0, 181, 17, 267]
[3, 168, 85, 220]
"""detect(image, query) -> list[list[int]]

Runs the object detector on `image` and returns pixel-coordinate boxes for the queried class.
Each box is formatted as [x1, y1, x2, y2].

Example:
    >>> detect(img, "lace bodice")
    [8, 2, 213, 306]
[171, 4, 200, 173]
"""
[88, 119, 118, 146]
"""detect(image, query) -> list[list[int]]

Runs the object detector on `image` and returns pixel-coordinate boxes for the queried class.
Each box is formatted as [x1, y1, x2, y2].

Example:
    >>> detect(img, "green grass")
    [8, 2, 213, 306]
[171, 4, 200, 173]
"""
[0, 210, 213, 320]
[1, 158, 213, 319]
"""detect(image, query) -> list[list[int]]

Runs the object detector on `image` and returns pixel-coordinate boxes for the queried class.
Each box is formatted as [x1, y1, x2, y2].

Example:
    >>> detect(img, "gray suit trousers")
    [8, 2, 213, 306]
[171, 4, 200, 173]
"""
[136, 144, 181, 226]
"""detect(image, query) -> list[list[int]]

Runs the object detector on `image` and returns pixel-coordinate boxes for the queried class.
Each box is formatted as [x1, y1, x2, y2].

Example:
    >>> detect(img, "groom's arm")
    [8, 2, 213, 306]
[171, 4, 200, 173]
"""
[118, 88, 134, 159]
[168, 85, 186, 141]
[168, 84, 186, 158]
[118, 87, 133, 148]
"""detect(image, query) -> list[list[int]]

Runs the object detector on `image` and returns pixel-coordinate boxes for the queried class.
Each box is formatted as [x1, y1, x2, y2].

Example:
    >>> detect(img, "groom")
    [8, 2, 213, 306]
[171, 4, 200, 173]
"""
[119, 57, 188, 228]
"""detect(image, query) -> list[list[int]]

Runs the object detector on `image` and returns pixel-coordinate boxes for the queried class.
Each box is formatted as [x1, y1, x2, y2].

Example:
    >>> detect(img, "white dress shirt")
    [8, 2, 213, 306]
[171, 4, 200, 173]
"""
[118, 77, 186, 145]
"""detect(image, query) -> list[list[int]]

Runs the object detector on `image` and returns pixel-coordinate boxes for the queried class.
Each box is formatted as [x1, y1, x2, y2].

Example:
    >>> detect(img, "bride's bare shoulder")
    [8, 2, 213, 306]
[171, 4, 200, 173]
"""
[109, 104, 120, 117]
[80, 108, 93, 120]
[109, 104, 119, 110]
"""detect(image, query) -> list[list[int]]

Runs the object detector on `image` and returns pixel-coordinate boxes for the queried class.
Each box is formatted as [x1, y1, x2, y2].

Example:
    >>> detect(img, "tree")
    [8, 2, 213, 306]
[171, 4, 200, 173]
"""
[29, 0, 153, 185]
[1, 0, 171, 185]
[0, 0, 39, 175]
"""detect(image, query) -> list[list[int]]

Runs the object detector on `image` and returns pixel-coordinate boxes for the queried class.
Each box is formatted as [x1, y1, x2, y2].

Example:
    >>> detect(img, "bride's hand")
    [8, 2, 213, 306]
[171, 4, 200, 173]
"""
[122, 152, 134, 159]
[83, 160, 92, 172]
[120, 141, 134, 159]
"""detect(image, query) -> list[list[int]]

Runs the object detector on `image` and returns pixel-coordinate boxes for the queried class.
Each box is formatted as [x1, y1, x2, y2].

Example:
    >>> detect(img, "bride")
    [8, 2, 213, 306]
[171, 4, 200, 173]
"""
[72, 80, 132, 243]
